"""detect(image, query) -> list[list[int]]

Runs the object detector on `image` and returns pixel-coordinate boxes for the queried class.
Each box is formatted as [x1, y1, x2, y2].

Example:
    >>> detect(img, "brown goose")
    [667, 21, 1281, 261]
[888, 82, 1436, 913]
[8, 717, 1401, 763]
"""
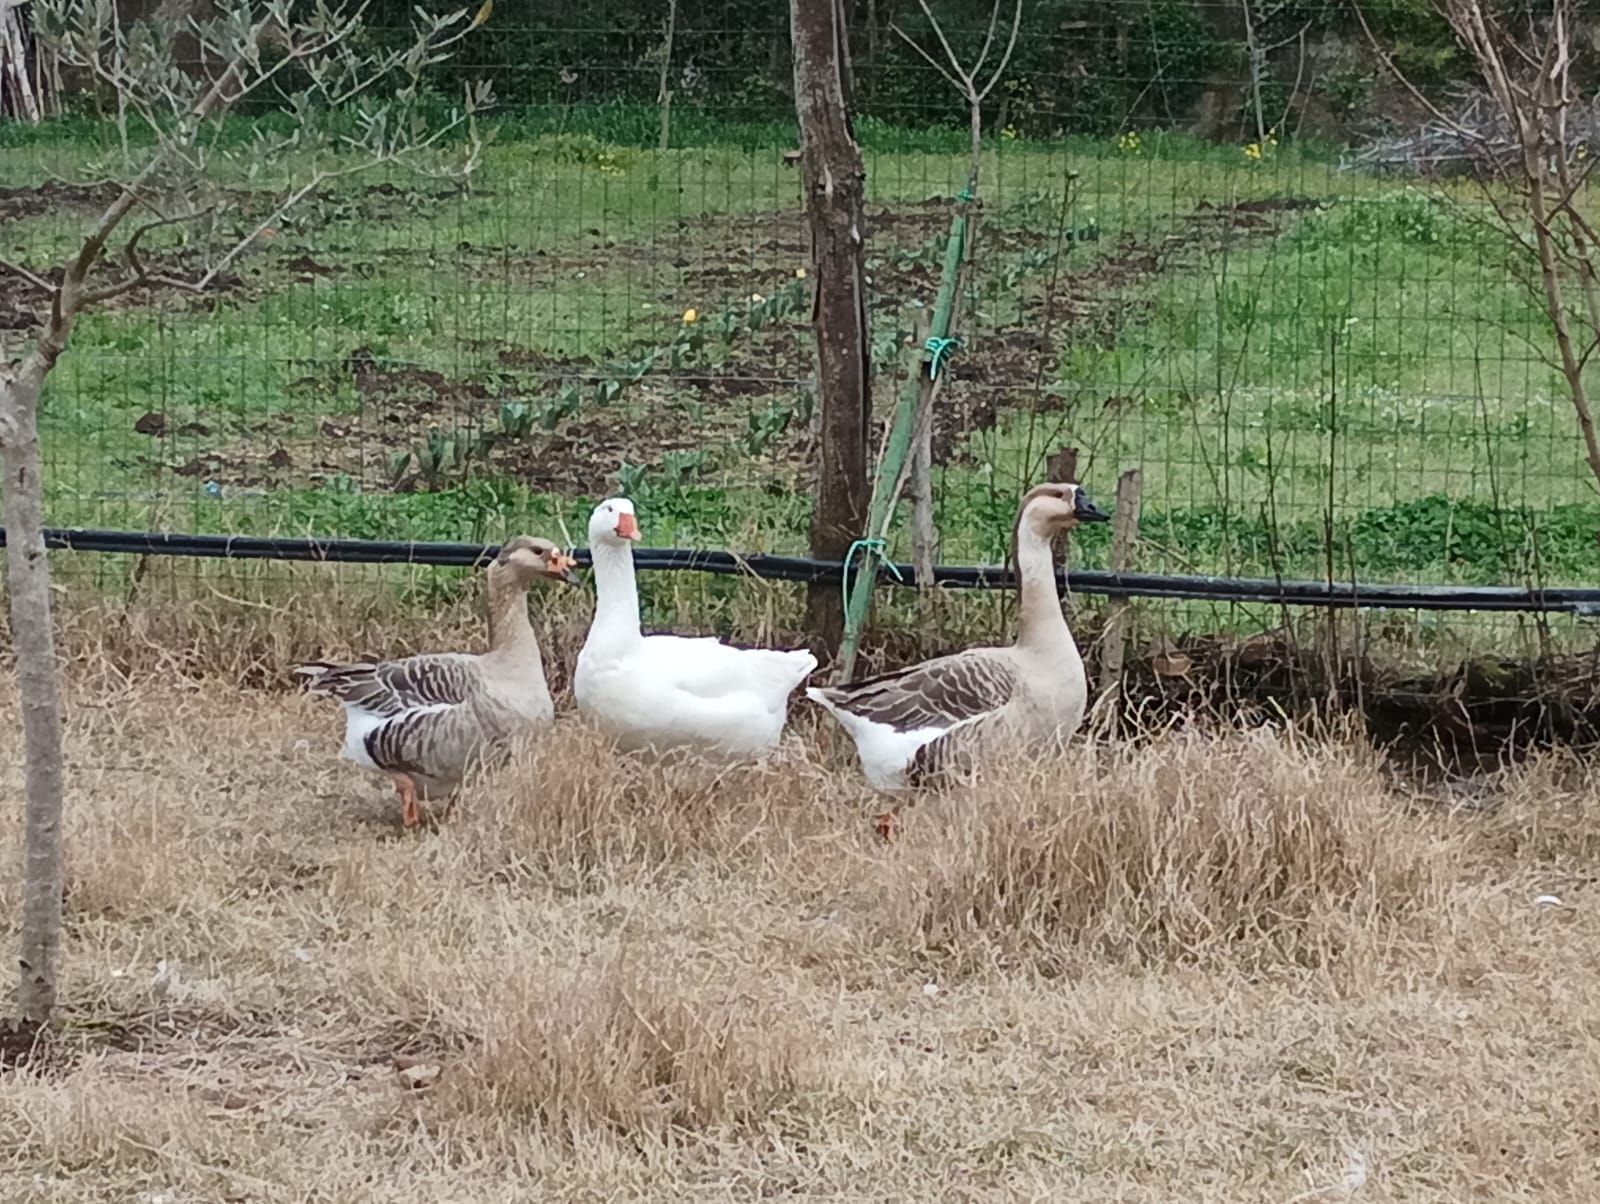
[296, 535, 576, 827]
[808, 483, 1109, 830]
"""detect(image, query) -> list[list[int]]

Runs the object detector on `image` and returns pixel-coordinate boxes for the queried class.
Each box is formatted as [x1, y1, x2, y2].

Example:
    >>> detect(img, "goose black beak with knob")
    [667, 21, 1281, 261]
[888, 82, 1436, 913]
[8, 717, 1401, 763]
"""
[1074, 488, 1111, 523]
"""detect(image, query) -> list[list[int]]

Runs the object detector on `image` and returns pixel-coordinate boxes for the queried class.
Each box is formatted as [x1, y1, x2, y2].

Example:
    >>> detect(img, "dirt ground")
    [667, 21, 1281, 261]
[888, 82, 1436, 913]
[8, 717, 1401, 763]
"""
[3, 636, 1599, 1201]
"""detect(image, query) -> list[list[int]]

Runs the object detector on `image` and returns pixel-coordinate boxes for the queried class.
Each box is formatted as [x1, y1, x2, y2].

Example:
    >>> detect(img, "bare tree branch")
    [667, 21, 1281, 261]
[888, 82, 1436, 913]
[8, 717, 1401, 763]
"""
[76, 206, 219, 306]
[890, 20, 962, 94]
[975, 0, 1021, 104]
[1352, 0, 1491, 146]
[0, 260, 54, 295]
[968, 0, 1001, 84]
[893, 0, 1022, 187]
[912, 0, 971, 93]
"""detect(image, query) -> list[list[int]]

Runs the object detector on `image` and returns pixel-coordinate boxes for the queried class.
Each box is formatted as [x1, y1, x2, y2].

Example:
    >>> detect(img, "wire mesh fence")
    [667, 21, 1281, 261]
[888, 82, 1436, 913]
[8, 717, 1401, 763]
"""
[4, 5, 1600, 709]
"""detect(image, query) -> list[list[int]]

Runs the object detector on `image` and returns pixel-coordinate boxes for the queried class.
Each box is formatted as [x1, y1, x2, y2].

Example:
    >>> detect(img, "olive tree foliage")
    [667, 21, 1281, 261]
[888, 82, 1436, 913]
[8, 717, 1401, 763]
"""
[0, 0, 490, 1026]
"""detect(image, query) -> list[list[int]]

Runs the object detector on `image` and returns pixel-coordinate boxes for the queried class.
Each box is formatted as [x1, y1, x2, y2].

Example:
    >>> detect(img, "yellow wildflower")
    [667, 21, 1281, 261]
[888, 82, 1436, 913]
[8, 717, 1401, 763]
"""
[795, 267, 807, 279]
[682, 307, 698, 324]
[1243, 143, 1263, 161]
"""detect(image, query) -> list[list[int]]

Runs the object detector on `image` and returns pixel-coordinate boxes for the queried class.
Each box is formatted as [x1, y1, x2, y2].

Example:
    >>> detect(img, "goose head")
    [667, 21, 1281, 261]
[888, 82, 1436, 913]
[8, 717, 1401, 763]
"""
[589, 497, 641, 547]
[1017, 482, 1110, 539]
[493, 535, 578, 585]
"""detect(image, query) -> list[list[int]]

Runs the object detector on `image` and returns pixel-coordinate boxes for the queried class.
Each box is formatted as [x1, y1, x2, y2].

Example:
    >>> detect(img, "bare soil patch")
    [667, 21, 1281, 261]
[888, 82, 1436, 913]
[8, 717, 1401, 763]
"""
[0, 180, 125, 224]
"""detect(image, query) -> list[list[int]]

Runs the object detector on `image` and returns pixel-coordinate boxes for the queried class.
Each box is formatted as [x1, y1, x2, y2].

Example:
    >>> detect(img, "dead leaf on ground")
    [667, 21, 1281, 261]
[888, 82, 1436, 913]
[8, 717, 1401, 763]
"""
[393, 1054, 442, 1089]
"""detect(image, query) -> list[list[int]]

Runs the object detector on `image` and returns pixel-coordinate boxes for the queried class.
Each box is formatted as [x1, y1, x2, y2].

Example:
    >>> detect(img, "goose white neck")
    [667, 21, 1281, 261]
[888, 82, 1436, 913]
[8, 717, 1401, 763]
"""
[1015, 520, 1072, 650]
[588, 538, 642, 642]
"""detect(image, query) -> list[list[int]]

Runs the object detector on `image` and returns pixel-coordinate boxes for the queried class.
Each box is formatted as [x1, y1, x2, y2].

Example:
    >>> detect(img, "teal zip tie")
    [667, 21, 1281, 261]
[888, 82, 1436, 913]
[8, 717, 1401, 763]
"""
[841, 537, 904, 609]
[923, 336, 961, 380]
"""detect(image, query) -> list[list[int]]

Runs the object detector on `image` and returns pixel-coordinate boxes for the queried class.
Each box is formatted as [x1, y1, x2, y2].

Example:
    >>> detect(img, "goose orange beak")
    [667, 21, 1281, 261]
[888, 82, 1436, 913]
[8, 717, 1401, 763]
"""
[549, 552, 579, 584]
[615, 512, 641, 541]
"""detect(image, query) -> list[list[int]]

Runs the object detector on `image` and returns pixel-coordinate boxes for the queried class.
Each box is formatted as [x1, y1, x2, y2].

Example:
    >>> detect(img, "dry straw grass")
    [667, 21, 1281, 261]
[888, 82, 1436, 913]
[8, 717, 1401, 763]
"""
[456, 959, 810, 1143]
[3, 596, 1600, 1199]
[851, 726, 1450, 974]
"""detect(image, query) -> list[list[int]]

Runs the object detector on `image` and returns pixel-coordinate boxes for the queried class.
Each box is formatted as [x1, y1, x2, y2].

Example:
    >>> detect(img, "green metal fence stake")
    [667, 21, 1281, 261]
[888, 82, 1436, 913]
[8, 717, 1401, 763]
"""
[836, 193, 971, 681]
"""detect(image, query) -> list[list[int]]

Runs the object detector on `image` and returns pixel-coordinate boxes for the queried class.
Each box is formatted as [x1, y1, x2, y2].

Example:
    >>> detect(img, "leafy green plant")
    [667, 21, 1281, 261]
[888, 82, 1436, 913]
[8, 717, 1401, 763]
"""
[742, 400, 795, 457]
[395, 427, 492, 491]
[658, 449, 711, 484]
[613, 460, 651, 500]
[539, 385, 584, 429]
[871, 325, 914, 376]
[528, 131, 635, 171]
[414, 430, 460, 488]
[886, 234, 946, 270]
[386, 449, 415, 487]
[1322, 68, 1373, 118]
[498, 401, 536, 440]
[792, 384, 815, 429]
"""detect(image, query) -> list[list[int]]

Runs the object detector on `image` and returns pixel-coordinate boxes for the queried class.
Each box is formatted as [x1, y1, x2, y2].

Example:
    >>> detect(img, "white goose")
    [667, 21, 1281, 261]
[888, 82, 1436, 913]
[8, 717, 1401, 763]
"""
[809, 483, 1110, 815]
[574, 497, 818, 755]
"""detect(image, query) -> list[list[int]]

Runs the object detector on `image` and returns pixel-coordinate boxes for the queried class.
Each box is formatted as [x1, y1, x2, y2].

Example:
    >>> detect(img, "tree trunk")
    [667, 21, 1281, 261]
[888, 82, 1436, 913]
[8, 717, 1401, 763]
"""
[1190, 0, 1248, 139]
[792, 0, 870, 656]
[0, 366, 66, 1026]
[833, 0, 855, 112]
[1, 0, 42, 122]
[656, 0, 677, 151]
[1096, 468, 1142, 700]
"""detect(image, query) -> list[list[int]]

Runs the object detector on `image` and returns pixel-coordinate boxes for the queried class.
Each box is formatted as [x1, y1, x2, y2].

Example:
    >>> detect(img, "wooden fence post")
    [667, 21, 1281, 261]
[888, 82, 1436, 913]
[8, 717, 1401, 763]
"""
[1097, 467, 1142, 699]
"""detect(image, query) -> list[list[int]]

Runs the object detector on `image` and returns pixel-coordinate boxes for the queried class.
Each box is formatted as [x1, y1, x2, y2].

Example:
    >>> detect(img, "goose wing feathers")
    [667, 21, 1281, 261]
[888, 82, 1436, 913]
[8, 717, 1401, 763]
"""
[816, 649, 1018, 732]
[296, 653, 482, 717]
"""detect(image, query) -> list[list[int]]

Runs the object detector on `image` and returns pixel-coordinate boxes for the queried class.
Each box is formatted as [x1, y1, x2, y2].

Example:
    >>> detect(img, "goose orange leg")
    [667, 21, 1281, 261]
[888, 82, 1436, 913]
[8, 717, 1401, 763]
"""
[391, 772, 422, 829]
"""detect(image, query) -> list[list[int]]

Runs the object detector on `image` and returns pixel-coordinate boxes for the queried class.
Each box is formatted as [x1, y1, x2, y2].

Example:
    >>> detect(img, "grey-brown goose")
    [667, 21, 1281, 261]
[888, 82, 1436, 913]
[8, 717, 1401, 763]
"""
[808, 483, 1109, 831]
[296, 536, 576, 827]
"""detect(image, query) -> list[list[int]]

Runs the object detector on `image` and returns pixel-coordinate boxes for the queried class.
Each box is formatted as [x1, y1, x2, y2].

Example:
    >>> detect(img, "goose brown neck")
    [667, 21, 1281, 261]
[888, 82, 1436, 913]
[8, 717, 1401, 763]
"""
[485, 567, 537, 657]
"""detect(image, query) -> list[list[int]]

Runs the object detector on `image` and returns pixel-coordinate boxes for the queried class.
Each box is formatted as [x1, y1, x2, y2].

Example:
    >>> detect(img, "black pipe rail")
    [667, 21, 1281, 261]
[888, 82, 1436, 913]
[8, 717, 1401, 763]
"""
[4, 526, 1600, 615]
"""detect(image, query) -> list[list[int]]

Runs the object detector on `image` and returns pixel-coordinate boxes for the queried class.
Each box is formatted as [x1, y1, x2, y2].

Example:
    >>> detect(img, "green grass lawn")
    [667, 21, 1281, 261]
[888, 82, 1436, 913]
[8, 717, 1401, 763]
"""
[2, 111, 1595, 591]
